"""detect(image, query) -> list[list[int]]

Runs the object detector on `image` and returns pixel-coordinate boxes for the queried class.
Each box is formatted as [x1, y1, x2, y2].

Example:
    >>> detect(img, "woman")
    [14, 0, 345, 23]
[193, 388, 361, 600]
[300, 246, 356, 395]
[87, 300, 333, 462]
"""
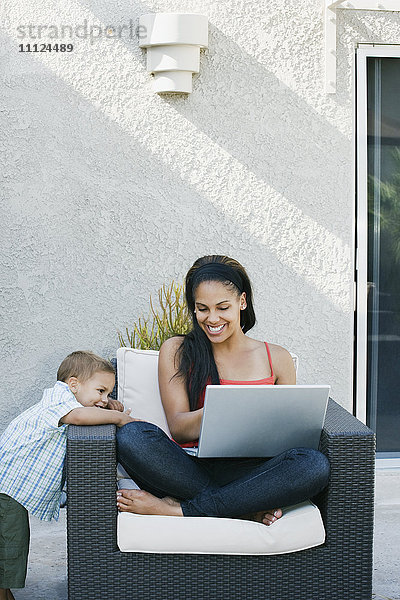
[116, 255, 330, 525]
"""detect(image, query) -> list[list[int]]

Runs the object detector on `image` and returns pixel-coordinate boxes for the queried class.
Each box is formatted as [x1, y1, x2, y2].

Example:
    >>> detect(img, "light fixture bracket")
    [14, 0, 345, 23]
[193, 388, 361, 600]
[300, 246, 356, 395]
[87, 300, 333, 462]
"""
[324, 0, 400, 93]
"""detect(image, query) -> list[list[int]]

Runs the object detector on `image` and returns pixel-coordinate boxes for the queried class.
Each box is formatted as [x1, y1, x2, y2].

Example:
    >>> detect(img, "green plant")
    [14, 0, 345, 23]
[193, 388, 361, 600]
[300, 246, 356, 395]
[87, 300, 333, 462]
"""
[118, 281, 192, 350]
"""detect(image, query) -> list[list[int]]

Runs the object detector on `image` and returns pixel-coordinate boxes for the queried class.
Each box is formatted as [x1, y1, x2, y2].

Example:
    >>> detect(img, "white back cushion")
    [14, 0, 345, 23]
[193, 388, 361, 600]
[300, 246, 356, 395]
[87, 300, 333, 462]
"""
[117, 347, 171, 437]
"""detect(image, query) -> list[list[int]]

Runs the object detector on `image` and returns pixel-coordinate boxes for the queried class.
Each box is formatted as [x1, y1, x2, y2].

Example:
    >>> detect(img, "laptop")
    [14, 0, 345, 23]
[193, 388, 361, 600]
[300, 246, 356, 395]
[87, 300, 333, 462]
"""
[184, 385, 330, 458]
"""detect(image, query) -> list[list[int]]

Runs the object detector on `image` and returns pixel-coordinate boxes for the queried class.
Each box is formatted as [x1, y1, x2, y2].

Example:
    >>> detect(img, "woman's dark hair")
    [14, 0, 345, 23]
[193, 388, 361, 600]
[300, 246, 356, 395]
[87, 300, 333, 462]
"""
[175, 255, 256, 410]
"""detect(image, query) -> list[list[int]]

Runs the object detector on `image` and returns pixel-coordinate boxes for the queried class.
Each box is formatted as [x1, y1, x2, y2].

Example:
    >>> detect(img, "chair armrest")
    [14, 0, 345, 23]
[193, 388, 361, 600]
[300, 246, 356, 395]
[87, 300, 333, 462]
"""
[66, 424, 118, 553]
[316, 399, 375, 550]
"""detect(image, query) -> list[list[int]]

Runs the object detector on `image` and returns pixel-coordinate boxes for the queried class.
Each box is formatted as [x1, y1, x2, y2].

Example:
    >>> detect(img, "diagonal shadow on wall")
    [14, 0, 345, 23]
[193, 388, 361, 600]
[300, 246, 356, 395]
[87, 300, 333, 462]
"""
[76, 0, 352, 242]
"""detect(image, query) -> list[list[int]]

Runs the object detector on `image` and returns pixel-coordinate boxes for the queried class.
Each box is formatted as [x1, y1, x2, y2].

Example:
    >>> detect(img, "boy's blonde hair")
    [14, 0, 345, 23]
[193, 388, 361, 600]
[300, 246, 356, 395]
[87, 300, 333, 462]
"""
[57, 351, 115, 383]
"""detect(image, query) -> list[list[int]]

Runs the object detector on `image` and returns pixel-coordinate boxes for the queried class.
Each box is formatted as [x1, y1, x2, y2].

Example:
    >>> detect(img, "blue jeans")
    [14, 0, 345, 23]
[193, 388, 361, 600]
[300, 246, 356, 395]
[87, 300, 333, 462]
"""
[116, 421, 330, 518]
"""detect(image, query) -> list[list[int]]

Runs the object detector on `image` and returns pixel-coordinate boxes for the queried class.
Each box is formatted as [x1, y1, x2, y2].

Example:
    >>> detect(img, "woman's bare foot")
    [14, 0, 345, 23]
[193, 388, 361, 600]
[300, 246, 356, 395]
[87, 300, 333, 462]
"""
[117, 489, 183, 516]
[0, 589, 15, 600]
[240, 508, 283, 526]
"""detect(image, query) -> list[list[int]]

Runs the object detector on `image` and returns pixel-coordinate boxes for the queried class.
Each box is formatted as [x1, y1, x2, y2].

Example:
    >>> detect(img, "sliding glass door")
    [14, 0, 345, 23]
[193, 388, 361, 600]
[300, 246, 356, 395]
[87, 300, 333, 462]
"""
[357, 47, 400, 453]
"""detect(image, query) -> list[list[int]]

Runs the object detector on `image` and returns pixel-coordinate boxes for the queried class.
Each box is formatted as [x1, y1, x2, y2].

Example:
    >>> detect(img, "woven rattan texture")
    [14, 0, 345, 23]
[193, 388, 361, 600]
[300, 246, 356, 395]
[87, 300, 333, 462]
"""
[66, 399, 375, 600]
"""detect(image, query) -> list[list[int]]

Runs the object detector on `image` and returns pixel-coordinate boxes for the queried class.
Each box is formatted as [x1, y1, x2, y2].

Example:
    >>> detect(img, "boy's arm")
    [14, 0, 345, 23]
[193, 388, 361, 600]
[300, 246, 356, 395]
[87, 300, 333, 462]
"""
[60, 407, 140, 427]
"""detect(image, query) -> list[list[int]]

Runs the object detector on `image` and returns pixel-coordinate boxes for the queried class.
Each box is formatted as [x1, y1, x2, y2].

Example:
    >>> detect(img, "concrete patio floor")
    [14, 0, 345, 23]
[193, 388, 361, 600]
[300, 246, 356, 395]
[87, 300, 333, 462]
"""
[12, 468, 400, 600]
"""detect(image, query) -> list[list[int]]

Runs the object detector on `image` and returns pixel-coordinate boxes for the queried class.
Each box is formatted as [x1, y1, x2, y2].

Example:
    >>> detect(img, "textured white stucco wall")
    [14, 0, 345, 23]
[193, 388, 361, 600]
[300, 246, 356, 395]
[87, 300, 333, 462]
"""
[1, 0, 400, 431]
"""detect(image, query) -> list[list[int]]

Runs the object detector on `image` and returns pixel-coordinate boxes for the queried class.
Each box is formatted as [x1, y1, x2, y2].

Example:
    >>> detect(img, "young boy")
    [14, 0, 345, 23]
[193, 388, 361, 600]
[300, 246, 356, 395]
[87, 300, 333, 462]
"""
[0, 350, 135, 600]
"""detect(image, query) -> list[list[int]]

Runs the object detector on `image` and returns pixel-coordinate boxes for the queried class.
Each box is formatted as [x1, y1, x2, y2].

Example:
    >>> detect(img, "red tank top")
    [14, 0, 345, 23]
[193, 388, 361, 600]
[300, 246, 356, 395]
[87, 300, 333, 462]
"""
[179, 342, 275, 448]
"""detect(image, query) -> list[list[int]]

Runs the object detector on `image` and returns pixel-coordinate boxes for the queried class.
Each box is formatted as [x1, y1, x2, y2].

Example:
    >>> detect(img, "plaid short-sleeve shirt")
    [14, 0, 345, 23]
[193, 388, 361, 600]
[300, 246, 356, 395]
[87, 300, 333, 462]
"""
[0, 381, 82, 521]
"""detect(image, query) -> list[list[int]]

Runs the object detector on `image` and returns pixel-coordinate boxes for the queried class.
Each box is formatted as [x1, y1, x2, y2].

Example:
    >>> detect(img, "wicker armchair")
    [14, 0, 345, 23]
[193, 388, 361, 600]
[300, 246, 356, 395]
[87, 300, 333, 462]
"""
[66, 398, 375, 600]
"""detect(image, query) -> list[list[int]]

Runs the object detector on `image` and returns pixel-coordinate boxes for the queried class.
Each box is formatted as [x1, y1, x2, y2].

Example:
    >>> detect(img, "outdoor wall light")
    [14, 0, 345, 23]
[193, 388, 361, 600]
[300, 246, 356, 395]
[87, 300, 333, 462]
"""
[139, 13, 208, 94]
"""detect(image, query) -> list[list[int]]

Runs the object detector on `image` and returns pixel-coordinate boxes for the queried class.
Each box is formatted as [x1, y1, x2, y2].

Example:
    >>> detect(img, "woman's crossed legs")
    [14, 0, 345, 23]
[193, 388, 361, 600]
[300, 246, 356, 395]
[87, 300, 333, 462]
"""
[116, 421, 329, 525]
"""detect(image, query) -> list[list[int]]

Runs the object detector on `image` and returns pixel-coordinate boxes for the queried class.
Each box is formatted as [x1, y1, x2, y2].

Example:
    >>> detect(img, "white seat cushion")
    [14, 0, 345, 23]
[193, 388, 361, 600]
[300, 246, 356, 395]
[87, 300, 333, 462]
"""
[116, 347, 324, 555]
[117, 500, 325, 555]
